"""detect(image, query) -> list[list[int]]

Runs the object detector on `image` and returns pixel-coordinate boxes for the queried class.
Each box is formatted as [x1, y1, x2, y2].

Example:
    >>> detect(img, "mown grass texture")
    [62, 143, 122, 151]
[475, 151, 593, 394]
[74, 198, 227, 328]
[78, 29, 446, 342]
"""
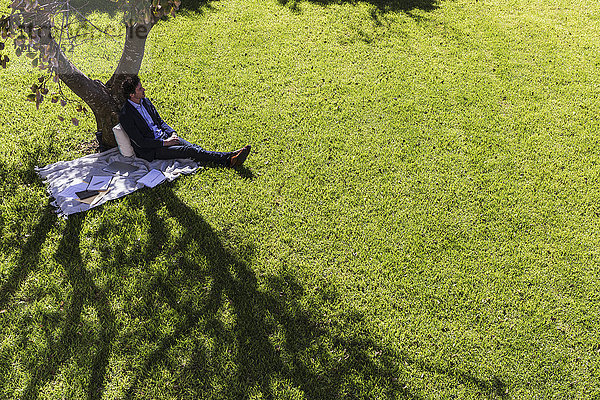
[1, 0, 600, 398]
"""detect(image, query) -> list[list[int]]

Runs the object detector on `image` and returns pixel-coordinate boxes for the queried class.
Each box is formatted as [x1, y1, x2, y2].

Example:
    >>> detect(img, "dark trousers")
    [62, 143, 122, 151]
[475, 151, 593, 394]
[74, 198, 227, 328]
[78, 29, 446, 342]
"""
[153, 138, 232, 166]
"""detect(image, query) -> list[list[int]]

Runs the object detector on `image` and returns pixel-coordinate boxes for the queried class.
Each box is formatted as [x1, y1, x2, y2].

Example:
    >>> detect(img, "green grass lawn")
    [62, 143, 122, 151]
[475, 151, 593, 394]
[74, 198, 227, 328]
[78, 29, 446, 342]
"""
[1, 0, 600, 398]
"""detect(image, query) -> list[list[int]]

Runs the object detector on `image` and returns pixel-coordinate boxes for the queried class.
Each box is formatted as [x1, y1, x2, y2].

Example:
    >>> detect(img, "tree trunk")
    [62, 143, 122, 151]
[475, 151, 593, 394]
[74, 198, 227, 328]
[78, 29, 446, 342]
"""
[106, 22, 154, 102]
[51, 22, 154, 149]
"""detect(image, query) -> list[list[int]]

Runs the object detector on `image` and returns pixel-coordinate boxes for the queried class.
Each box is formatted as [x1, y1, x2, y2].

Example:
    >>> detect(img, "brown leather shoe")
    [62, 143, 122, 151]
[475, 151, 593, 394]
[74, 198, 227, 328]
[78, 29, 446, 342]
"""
[229, 145, 251, 168]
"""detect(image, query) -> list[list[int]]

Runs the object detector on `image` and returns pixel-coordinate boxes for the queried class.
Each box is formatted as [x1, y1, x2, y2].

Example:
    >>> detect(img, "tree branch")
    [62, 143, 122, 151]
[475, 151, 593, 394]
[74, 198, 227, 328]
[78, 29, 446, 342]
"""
[106, 21, 155, 101]
[51, 39, 109, 109]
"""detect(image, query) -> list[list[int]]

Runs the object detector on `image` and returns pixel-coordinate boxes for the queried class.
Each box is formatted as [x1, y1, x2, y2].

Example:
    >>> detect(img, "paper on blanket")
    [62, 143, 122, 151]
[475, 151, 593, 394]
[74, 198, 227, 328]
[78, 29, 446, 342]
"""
[87, 175, 112, 191]
[56, 182, 88, 199]
[138, 169, 166, 188]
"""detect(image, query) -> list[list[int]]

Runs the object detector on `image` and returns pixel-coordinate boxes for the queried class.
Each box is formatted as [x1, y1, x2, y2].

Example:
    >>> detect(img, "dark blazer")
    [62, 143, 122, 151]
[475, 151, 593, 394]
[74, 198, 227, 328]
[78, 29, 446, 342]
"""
[119, 98, 175, 161]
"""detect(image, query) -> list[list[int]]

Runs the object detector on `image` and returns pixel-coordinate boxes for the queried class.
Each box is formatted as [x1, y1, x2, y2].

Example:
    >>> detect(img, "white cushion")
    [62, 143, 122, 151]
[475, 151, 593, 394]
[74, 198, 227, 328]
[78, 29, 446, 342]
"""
[113, 123, 135, 157]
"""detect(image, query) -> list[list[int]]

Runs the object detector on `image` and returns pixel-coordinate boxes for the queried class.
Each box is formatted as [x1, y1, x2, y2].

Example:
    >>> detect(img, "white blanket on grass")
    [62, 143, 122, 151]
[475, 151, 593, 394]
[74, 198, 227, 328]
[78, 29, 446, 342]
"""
[36, 148, 202, 217]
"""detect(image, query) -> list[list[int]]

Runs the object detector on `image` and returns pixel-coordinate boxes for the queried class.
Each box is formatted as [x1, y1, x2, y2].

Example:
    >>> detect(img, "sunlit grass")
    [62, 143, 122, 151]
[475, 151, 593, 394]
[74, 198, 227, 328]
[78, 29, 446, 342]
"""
[1, 0, 600, 398]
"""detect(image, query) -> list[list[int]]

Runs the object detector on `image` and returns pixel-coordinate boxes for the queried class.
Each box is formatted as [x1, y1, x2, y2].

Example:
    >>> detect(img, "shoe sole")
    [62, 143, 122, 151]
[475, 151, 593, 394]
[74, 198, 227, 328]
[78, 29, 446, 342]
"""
[230, 145, 251, 168]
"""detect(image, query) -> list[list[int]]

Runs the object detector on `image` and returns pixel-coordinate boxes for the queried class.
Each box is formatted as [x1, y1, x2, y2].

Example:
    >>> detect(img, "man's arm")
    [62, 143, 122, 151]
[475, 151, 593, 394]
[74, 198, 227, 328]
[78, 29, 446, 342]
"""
[162, 133, 180, 146]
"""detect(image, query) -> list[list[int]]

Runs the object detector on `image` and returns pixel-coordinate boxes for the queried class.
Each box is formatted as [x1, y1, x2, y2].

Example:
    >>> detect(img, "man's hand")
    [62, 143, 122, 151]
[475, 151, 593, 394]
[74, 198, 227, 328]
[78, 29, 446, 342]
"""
[163, 133, 180, 147]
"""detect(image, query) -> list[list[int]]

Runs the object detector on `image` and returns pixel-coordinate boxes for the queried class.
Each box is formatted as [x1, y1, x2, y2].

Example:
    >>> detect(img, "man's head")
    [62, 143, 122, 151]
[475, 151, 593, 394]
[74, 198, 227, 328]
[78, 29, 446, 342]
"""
[122, 75, 145, 103]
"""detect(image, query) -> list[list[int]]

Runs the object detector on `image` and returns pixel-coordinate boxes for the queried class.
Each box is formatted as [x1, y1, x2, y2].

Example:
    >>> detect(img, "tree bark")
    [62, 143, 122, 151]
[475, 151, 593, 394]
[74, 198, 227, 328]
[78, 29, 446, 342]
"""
[51, 22, 154, 149]
[106, 22, 154, 102]
[50, 38, 118, 148]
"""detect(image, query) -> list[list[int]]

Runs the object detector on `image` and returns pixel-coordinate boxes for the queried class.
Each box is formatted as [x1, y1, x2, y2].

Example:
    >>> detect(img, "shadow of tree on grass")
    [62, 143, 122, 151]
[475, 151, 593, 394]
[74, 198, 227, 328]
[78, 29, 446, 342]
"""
[278, 0, 438, 17]
[117, 185, 423, 399]
[0, 177, 507, 399]
[16, 213, 116, 400]
[64, 0, 216, 16]
[67, 0, 219, 17]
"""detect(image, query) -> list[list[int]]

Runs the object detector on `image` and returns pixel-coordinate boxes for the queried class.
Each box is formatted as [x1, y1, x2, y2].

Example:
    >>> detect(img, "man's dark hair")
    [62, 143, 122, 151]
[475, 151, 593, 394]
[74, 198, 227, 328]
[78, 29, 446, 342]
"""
[122, 75, 141, 100]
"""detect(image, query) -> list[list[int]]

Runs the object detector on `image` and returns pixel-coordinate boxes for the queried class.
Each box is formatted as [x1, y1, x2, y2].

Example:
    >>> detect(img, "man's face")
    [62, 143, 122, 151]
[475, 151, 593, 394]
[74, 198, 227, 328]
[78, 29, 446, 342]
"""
[130, 82, 146, 103]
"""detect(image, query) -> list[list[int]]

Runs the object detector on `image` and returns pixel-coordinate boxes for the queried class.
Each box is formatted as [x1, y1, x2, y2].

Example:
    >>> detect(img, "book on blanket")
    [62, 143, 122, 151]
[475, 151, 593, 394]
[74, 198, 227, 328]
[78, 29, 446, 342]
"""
[103, 161, 138, 174]
[86, 175, 112, 191]
[138, 169, 166, 188]
[76, 189, 100, 200]
[56, 175, 112, 204]
[77, 190, 109, 205]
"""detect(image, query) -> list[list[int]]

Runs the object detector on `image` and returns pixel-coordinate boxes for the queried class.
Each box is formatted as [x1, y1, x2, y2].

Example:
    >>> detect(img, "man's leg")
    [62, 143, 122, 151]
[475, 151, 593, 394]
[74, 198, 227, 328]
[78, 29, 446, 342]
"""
[154, 138, 232, 166]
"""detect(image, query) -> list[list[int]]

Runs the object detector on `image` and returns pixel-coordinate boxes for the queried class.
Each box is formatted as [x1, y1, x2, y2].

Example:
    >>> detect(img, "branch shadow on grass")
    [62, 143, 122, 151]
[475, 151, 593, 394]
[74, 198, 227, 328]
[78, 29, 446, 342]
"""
[112, 184, 507, 399]
[69, 0, 218, 17]
[278, 0, 438, 17]
[180, 0, 216, 12]
[37, 0, 215, 20]
[0, 206, 57, 310]
[0, 146, 115, 399]
[19, 213, 117, 400]
[2, 178, 506, 399]
[113, 184, 420, 399]
[0, 139, 63, 309]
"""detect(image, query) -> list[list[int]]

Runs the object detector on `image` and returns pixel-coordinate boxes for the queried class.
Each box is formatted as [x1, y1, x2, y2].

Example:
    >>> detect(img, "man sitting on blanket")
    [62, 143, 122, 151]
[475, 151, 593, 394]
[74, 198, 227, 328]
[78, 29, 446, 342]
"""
[119, 75, 251, 167]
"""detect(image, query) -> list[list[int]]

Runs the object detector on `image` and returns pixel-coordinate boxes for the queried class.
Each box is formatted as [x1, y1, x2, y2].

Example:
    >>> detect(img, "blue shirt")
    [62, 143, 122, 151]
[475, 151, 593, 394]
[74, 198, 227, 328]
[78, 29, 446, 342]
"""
[128, 99, 172, 140]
